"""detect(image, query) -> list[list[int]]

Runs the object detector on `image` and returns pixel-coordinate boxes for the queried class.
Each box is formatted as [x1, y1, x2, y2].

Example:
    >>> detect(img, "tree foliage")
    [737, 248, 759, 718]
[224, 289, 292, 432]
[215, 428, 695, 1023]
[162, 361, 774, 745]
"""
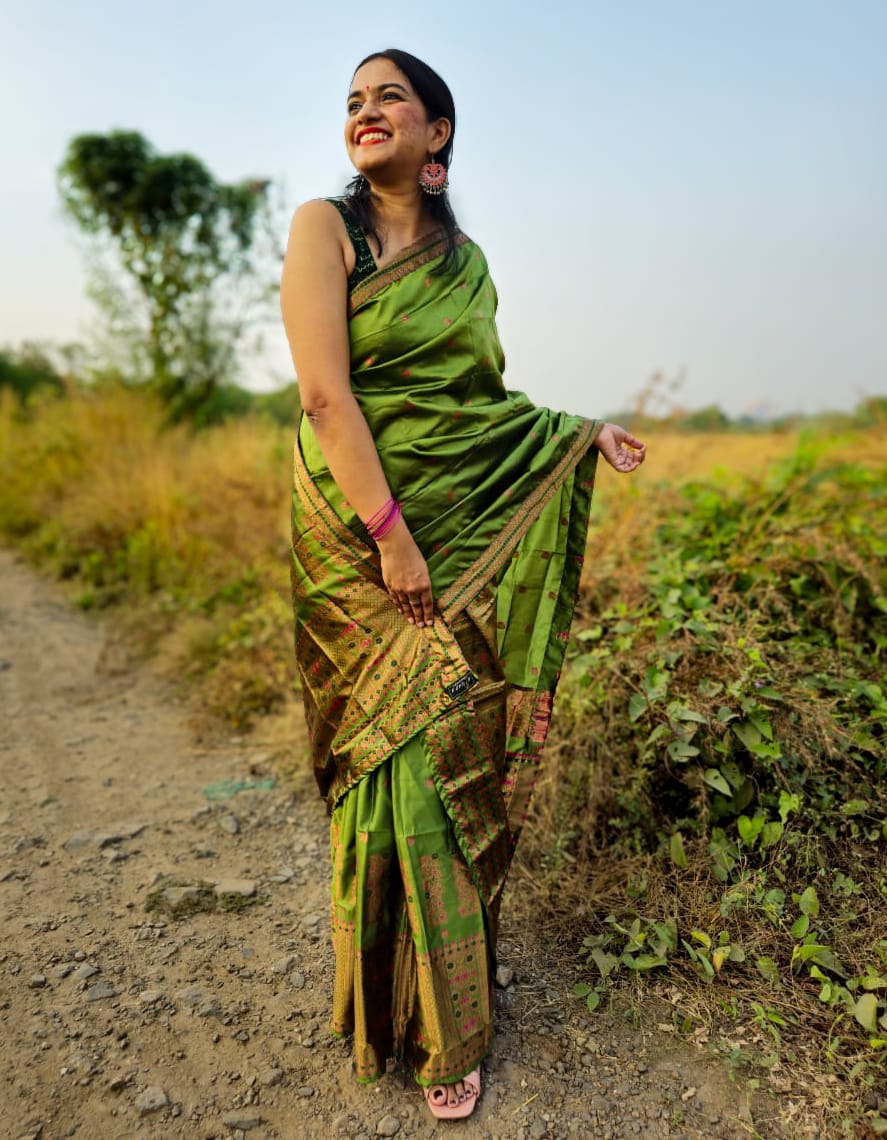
[0, 345, 65, 403]
[58, 130, 272, 417]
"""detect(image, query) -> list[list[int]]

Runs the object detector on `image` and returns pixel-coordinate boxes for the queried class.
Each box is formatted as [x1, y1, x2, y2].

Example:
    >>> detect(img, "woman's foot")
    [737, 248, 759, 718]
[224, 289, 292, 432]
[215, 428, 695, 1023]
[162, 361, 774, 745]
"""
[424, 1068, 481, 1120]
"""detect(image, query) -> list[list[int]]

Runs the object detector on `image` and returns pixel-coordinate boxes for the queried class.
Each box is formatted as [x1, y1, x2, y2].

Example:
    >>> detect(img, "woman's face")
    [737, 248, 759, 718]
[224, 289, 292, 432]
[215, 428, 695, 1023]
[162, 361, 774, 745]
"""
[345, 57, 449, 183]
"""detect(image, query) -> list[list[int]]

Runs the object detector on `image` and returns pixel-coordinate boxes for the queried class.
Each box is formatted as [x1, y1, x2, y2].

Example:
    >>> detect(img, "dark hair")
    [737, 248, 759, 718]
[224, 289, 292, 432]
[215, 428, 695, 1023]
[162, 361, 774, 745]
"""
[344, 48, 461, 272]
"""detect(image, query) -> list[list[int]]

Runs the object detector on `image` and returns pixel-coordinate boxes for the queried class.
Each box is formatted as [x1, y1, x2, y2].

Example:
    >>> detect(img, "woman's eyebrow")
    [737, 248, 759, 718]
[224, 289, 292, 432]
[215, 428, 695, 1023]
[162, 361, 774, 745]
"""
[346, 82, 410, 102]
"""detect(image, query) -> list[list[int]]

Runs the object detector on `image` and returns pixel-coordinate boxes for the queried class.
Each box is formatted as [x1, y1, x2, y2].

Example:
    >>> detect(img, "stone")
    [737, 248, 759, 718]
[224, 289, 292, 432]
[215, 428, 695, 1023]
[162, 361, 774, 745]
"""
[138, 990, 164, 1005]
[176, 986, 206, 1007]
[214, 879, 256, 899]
[72, 964, 99, 981]
[95, 822, 147, 847]
[219, 814, 240, 835]
[298, 1086, 315, 1097]
[269, 866, 295, 883]
[495, 965, 515, 988]
[54, 963, 75, 979]
[271, 954, 298, 975]
[376, 1115, 401, 1137]
[528, 1119, 548, 1140]
[258, 1067, 283, 1087]
[85, 980, 117, 1002]
[222, 1112, 262, 1130]
[63, 831, 93, 852]
[135, 1086, 169, 1115]
[28, 974, 47, 988]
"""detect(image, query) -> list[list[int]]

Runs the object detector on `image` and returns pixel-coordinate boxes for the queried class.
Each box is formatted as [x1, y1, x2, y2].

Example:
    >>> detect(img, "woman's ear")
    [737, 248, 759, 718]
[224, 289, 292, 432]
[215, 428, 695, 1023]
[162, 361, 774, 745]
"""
[430, 117, 452, 154]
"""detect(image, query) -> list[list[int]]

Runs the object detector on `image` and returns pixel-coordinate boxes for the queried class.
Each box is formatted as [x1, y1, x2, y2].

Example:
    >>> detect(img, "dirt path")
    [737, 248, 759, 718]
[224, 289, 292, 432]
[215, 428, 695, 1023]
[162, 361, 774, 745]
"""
[0, 547, 773, 1140]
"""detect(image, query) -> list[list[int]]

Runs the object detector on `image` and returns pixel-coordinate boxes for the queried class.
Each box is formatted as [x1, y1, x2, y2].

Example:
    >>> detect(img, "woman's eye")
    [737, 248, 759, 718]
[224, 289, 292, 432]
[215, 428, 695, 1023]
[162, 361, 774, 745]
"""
[381, 91, 401, 102]
[347, 100, 362, 114]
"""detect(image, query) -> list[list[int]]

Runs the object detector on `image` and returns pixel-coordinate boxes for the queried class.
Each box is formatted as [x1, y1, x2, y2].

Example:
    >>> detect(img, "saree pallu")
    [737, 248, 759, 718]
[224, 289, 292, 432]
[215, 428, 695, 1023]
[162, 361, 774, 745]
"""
[291, 230, 601, 1084]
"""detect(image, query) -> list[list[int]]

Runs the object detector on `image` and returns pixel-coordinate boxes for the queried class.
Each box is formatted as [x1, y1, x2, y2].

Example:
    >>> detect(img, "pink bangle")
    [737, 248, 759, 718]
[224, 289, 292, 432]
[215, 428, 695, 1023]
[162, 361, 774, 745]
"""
[365, 497, 396, 532]
[371, 501, 402, 540]
[365, 498, 402, 541]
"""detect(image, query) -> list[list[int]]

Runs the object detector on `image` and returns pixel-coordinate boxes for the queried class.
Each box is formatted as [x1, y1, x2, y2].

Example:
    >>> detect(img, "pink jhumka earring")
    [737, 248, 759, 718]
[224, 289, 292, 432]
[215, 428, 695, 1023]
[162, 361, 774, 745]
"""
[418, 153, 449, 196]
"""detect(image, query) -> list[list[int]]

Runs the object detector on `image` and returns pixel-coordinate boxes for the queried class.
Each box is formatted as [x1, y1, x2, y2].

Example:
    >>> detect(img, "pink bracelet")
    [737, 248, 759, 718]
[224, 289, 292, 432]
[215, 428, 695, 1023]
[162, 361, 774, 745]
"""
[365, 498, 402, 541]
[371, 501, 402, 540]
[365, 497, 396, 533]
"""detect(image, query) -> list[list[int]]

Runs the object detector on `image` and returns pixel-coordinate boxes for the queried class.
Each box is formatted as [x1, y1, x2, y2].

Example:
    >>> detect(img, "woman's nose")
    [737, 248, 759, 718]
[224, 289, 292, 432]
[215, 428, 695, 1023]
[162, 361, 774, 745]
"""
[356, 97, 381, 122]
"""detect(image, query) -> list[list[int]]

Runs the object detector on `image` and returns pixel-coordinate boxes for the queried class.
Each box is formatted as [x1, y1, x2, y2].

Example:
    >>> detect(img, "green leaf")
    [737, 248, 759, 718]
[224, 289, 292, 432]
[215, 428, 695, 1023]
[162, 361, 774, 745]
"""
[737, 814, 764, 846]
[853, 992, 879, 1032]
[798, 886, 820, 917]
[670, 831, 688, 869]
[623, 953, 668, 971]
[703, 768, 732, 795]
[586, 989, 601, 1012]
[747, 710, 773, 740]
[732, 720, 762, 749]
[719, 760, 747, 790]
[778, 791, 802, 823]
[628, 693, 647, 723]
[652, 921, 678, 952]
[841, 799, 869, 816]
[572, 982, 592, 997]
[756, 956, 781, 985]
[667, 739, 700, 761]
[790, 915, 810, 939]
[668, 703, 707, 723]
[716, 705, 735, 724]
[760, 821, 784, 848]
[804, 947, 848, 979]
[590, 949, 620, 979]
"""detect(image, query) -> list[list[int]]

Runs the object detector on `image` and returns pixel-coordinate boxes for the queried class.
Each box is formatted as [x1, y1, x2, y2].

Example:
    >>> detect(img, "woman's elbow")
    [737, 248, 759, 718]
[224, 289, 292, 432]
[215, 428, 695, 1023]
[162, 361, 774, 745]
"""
[300, 385, 352, 425]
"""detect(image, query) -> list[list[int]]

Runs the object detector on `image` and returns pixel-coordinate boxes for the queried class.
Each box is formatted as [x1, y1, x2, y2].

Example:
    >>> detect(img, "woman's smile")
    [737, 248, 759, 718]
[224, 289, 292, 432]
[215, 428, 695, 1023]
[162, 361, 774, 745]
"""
[355, 129, 391, 146]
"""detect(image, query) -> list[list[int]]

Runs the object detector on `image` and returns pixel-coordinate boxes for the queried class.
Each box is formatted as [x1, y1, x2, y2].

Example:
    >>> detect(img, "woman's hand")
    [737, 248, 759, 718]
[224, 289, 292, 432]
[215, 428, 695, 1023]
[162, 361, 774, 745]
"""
[377, 526, 435, 628]
[595, 423, 647, 473]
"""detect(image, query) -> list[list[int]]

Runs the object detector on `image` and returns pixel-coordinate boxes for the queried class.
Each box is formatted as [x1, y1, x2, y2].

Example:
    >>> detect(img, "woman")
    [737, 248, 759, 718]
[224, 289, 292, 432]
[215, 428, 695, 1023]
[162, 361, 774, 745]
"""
[281, 49, 645, 1121]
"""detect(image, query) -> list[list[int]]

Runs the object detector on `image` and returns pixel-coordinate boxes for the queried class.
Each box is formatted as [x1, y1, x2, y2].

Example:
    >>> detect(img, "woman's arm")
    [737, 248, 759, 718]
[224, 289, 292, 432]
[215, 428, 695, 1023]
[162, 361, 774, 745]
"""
[280, 201, 435, 627]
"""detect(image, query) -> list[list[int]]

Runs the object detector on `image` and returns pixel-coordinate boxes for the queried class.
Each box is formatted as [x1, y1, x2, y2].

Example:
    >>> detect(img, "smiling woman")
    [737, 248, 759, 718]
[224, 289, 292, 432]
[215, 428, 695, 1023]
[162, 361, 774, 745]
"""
[279, 47, 646, 1123]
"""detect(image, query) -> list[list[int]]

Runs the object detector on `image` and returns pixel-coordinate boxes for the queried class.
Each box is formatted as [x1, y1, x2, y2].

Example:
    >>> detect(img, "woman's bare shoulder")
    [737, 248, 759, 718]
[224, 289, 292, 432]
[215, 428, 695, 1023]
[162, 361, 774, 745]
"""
[289, 197, 346, 234]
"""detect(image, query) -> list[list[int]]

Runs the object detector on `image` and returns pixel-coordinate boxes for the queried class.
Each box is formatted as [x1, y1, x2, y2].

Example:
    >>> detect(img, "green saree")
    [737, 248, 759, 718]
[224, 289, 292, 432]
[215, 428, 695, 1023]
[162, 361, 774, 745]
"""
[291, 225, 601, 1085]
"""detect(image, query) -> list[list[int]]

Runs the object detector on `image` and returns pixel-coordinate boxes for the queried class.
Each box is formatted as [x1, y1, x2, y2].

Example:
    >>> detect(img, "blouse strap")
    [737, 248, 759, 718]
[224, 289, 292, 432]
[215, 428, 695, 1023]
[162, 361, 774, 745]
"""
[325, 197, 377, 290]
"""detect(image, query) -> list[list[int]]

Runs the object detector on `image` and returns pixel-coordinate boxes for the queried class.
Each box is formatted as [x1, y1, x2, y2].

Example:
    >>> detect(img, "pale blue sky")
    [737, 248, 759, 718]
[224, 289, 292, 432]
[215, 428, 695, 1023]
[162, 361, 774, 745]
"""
[2, 0, 885, 417]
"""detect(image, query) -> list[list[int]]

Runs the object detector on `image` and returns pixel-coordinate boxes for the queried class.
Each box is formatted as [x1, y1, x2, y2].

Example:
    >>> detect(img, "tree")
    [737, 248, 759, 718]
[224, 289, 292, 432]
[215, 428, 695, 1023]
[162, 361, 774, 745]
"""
[0, 344, 65, 403]
[58, 130, 274, 418]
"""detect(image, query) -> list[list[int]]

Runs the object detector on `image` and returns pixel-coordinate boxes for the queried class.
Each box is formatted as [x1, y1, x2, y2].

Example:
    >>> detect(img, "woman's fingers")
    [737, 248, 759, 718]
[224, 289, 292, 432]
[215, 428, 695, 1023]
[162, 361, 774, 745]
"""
[598, 424, 647, 474]
[391, 588, 434, 627]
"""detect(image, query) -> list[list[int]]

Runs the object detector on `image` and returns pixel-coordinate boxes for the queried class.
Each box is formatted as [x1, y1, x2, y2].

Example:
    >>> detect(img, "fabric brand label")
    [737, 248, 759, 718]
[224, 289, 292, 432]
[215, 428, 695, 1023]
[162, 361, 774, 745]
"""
[444, 672, 479, 700]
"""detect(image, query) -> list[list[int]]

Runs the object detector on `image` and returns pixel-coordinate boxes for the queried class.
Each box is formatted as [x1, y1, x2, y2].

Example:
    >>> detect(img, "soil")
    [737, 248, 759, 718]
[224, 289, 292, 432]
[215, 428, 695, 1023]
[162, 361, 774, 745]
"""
[0, 547, 778, 1140]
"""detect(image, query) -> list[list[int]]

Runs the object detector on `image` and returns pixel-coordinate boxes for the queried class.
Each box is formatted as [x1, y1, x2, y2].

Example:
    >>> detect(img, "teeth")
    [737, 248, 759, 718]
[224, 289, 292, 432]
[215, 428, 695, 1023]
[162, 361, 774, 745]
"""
[359, 132, 389, 143]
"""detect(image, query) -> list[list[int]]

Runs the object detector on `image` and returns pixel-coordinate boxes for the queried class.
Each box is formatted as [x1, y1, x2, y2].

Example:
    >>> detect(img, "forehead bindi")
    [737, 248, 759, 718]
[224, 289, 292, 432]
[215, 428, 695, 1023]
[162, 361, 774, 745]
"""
[351, 60, 413, 97]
